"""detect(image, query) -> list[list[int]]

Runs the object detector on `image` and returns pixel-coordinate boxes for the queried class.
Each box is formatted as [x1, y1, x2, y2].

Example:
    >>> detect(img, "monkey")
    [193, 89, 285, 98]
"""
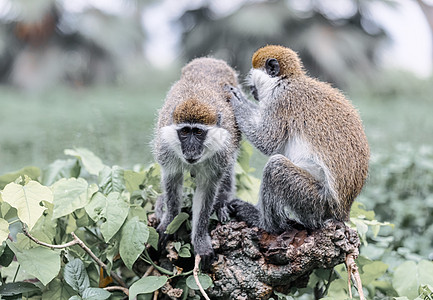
[227, 45, 370, 233]
[153, 57, 241, 265]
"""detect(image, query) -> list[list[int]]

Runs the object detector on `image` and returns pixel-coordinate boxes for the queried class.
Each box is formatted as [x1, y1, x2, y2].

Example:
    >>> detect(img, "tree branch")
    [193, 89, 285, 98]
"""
[207, 220, 360, 299]
[22, 225, 127, 288]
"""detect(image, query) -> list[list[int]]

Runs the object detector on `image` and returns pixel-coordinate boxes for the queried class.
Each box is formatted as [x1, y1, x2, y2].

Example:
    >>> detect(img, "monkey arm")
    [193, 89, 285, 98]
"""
[229, 86, 284, 155]
[156, 169, 183, 233]
[191, 170, 224, 268]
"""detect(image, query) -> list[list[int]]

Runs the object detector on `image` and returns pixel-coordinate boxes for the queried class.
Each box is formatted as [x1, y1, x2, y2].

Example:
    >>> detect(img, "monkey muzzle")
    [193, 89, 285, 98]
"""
[250, 85, 259, 101]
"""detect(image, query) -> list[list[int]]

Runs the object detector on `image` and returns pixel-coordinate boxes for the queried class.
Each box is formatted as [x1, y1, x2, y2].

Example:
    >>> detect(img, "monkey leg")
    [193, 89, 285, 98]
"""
[259, 154, 330, 232]
[213, 164, 236, 223]
[156, 170, 183, 248]
[192, 175, 222, 269]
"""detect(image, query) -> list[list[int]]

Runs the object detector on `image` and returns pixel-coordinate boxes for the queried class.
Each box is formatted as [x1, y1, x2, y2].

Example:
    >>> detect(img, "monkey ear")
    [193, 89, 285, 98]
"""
[265, 58, 280, 77]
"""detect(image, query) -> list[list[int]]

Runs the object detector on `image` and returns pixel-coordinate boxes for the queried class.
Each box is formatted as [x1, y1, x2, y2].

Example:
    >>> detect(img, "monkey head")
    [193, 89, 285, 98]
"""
[248, 45, 305, 101]
[163, 98, 228, 165]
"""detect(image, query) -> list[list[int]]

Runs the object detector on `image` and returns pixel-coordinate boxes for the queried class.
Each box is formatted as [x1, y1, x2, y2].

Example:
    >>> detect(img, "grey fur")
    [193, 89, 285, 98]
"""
[153, 57, 240, 262]
[228, 45, 369, 233]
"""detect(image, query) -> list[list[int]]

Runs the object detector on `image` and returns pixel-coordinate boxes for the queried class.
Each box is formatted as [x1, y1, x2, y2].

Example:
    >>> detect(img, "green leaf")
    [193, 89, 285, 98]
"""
[119, 216, 149, 270]
[0, 281, 40, 296]
[0, 166, 41, 189]
[69, 296, 83, 300]
[64, 148, 106, 176]
[165, 212, 189, 234]
[63, 258, 90, 295]
[186, 274, 213, 290]
[98, 166, 126, 195]
[124, 170, 146, 193]
[0, 244, 15, 267]
[360, 261, 388, 285]
[350, 201, 375, 220]
[85, 192, 130, 242]
[52, 178, 98, 219]
[7, 241, 60, 285]
[0, 218, 10, 243]
[129, 276, 168, 300]
[147, 226, 159, 250]
[100, 192, 130, 242]
[85, 192, 106, 222]
[82, 287, 111, 300]
[42, 159, 80, 186]
[393, 260, 433, 299]
[42, 279, 77, 300]
[178, 245, 191, 258]
[274, 291, 295, 300]
[31, 201, 56, 244]
[2, 180, 53, 230]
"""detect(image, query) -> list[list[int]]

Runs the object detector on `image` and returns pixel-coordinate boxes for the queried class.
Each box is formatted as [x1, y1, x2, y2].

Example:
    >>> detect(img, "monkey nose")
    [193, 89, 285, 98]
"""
[186, 158, 198, 164]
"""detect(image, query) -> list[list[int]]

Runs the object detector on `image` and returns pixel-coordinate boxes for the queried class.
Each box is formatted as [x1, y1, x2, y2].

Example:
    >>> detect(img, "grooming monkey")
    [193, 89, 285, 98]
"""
[154, 57, 240, 263]
[228, 45, 370, 233]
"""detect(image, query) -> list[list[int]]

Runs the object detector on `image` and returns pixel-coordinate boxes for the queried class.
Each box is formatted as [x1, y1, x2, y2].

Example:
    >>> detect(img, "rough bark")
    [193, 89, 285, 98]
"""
[206, 220, 360, 299]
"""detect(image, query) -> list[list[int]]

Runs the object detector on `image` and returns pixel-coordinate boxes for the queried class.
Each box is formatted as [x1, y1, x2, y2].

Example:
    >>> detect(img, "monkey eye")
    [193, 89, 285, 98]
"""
[193, 128, 203, 135]
[180, 127, 190, 136]
[265, 58, 280, 77]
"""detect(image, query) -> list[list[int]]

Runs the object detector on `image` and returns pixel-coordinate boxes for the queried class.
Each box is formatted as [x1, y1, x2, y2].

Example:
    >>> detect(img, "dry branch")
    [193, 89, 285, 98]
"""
[207, 220, 360, 299]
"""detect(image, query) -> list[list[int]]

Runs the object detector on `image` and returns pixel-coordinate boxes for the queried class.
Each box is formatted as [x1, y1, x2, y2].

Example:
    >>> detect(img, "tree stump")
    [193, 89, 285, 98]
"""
[207, 220, 360, 299]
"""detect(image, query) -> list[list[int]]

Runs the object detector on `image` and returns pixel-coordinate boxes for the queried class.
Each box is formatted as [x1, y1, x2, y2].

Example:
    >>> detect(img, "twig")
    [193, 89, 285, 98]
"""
[153, 290, 159, 300]
[23, 226, 79, 249]
[193, 255, 210, 300]
[143, 265, 155, 277]
[345, 253, 365, 300]
[104, 286, 129, 296]
[22, 225, 127, 288]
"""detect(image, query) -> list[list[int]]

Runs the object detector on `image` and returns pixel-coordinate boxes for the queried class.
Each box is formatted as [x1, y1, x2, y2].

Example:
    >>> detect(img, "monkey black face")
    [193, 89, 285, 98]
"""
[177, 125, 208, 164]
[265, 58, 280, 77]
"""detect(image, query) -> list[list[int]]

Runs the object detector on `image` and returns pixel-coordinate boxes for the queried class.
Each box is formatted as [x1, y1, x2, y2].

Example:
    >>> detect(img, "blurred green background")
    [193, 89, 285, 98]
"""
[1, 0, 433, 260]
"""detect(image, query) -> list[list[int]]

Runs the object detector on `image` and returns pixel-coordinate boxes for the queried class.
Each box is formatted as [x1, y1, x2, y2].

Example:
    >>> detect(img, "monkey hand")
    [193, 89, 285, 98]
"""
[228, 198, 261, 228]
[213, 201, 231, 223]
[225, 85, 247, 105]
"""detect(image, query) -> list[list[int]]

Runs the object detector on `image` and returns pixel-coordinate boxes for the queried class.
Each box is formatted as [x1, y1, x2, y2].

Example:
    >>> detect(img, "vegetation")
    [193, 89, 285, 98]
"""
[0, 138, 432, 299]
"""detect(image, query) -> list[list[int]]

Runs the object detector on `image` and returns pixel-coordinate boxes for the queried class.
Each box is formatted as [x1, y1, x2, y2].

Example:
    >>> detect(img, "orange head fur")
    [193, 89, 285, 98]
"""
[252, 45, 304, 77]
[173, 98, 218, 125]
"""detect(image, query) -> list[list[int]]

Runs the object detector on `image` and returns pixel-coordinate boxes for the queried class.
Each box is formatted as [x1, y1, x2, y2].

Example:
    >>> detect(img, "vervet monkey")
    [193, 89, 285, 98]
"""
[228, 45, 369, 233]
[154, 57, 240, 264]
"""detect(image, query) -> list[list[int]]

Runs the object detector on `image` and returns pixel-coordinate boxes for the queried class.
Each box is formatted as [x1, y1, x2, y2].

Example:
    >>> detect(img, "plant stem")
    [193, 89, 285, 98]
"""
[12, 264, 20, 283]
[141, 249, 174, 276]
[193, 255, 210, 300]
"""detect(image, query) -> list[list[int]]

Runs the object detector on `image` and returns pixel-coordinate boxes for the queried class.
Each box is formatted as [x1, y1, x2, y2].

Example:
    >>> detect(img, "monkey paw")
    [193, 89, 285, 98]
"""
[199, 251, 216, 271]
[224, 85, 245, 105]
[214, 202, 231, 223]
[227, 198, 261, 227]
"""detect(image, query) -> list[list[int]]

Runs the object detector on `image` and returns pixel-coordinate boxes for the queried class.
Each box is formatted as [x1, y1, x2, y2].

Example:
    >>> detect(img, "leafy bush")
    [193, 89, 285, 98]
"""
[359, 145, 433, 258]
[0, 146, 432, 299]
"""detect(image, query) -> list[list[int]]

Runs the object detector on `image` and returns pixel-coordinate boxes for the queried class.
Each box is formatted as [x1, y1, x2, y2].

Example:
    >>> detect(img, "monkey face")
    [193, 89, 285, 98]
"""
[249, 59, 279, 101]
[177, 125, 208, 164]
[158, 122, 230, 165]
